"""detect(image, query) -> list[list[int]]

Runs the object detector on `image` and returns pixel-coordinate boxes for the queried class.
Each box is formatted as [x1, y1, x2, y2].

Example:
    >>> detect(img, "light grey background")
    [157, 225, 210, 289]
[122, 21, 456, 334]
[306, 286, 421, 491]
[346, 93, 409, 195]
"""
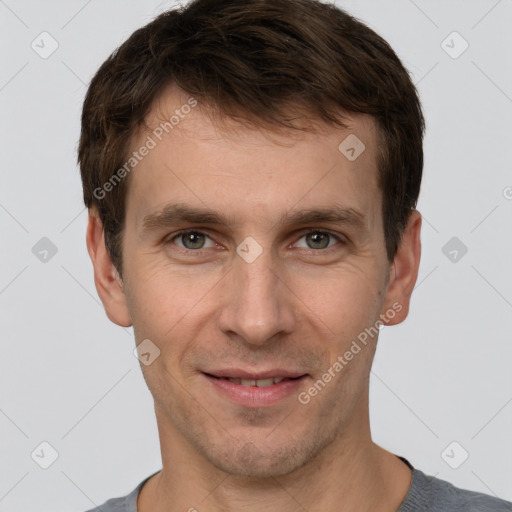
[0, 0, 511, 510]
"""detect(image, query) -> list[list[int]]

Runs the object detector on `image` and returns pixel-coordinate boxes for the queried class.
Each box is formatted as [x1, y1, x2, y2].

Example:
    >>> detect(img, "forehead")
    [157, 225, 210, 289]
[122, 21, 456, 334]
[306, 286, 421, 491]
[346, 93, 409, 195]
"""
[125, 85, 382, 231]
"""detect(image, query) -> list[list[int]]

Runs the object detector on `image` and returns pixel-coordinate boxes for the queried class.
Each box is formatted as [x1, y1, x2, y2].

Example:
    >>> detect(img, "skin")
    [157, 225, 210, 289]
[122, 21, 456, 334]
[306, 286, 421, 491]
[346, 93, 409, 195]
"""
[87, 85, 422, 512]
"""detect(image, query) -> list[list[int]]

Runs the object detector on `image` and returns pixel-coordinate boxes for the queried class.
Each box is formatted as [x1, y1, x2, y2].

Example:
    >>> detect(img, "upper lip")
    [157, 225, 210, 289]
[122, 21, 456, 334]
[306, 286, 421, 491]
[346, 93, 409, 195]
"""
[204, 368, 307, 380]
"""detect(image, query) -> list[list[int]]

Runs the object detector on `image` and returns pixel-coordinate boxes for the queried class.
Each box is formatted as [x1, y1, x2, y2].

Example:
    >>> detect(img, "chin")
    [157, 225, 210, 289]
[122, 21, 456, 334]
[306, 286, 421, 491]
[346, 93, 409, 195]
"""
[199, 430, 333, 479]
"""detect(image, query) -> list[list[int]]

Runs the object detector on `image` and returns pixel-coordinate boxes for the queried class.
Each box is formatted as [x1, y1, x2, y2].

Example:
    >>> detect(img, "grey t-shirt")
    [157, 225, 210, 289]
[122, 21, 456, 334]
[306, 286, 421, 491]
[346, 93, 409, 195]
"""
[85, 458, 512, 512]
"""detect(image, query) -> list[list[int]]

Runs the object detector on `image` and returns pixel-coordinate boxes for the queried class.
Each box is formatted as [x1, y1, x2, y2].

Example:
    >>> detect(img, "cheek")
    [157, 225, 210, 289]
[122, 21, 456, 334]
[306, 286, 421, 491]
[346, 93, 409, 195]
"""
[127, 256, 192, 314]
[125, 259, 224, 351]
[288, 263, 383, 340]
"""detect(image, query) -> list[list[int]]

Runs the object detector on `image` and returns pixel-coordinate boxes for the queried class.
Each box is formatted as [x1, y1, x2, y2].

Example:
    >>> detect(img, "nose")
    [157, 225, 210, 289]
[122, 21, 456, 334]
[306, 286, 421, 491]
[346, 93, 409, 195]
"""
[217, 246, 296, 347]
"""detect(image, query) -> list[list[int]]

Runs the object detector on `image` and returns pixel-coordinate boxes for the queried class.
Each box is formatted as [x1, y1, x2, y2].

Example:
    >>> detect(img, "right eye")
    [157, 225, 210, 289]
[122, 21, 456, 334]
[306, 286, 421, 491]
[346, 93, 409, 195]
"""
[168, 230, 217, 251]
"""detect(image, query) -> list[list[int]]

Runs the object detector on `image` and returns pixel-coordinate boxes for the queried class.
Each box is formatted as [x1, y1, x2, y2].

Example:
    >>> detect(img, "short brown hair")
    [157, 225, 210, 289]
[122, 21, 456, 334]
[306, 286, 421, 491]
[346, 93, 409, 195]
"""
[78, 0, 425, 275]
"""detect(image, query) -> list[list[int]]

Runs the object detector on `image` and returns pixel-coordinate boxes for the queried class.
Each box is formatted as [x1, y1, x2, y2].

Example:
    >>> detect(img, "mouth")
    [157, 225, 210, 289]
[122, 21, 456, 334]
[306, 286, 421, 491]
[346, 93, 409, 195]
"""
[202, 370, 309, 407]
[205, 374, 305, 388]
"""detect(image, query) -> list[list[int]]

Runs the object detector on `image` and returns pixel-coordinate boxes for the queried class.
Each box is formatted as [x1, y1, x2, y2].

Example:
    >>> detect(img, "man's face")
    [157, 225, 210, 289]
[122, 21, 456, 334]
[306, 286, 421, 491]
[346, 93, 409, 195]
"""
[118, 88, 398, 477]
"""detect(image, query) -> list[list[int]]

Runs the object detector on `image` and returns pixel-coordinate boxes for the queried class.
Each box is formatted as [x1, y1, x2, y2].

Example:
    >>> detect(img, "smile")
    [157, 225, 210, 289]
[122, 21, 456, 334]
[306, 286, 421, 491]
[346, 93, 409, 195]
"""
[213, 376, 294, 387]
[203, 372, 308, 407]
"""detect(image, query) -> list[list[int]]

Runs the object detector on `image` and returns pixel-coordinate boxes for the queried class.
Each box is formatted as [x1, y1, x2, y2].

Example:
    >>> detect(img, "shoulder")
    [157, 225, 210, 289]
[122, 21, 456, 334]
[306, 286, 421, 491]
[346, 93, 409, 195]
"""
[399, 468, 512, 512]
[82, 470, 159, 512]
[84, 495, 126, 512]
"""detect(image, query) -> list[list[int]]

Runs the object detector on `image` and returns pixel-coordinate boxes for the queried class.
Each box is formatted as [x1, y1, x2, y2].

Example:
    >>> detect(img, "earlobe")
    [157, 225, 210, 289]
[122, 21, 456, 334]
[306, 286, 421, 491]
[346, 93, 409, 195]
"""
[86, 209, 132, 327]
[380, 210, 422, 326]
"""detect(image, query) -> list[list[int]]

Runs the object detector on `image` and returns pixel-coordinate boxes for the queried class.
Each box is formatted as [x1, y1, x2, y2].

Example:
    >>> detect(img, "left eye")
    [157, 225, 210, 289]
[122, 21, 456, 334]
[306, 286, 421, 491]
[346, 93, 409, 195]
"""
[295, 231, 340, 250]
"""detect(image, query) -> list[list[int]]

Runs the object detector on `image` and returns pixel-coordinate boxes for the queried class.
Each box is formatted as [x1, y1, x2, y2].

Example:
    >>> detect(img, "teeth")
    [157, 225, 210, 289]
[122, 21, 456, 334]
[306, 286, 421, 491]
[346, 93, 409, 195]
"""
[226, 377, 286, 386]
[255, 378, 274, 388]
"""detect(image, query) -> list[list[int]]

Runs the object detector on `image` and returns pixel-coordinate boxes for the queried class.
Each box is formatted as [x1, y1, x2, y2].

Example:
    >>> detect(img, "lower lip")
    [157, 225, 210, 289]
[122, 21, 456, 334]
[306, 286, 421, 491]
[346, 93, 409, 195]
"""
[203, 374, 307, 407]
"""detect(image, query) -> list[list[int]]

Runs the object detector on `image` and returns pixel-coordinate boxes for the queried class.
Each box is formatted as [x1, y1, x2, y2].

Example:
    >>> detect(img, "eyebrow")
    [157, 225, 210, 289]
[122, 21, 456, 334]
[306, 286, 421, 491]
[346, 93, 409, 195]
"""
[141, 202, 367, 233]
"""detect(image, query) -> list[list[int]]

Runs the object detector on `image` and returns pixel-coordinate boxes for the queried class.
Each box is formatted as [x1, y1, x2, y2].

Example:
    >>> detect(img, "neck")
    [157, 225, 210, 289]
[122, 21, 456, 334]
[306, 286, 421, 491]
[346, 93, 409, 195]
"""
[138, 397, 412, 512]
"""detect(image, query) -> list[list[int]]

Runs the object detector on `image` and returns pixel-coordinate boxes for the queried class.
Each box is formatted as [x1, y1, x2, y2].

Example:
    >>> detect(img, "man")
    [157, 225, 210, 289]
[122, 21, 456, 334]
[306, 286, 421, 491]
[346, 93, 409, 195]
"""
[79, 0, 512, 510]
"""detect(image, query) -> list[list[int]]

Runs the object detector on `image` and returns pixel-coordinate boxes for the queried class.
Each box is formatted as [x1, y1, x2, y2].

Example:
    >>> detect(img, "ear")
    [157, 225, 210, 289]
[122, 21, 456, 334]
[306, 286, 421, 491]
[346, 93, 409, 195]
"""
[86, 209, 132, 327]
[380, 209, 422, 326]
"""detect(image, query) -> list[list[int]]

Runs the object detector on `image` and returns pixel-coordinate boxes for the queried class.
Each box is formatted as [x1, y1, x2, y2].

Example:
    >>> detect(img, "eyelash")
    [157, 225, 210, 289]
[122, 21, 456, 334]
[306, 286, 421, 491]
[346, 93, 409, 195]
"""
[165, 229, 345, 255]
